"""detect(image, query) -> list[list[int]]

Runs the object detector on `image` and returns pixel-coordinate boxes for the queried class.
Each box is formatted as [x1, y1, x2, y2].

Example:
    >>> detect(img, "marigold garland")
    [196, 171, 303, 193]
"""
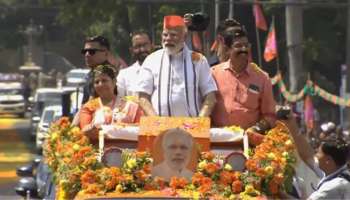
[45, 117, 296, 199]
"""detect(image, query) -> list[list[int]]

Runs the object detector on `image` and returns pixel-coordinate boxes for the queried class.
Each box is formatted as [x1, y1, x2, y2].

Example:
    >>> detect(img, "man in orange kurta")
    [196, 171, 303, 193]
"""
[210, 24, 276, 130]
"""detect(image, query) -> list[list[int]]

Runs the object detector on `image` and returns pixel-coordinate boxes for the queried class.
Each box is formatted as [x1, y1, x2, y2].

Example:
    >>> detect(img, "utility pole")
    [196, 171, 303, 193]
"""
[286, 0, 304, 92]
[345, 0, 350, 127]
[228, 0, 234, 18]
[215, 0, 220, 35]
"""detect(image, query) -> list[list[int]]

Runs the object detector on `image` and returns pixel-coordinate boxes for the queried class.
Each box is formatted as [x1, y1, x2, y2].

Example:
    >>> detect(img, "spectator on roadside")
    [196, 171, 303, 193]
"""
[282, 115, 350, 200]
[117, 30, 153, 98]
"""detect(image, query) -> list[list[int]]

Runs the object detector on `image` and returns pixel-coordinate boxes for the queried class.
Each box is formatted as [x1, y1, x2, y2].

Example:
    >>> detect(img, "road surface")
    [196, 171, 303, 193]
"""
[0, 116, 34, 199]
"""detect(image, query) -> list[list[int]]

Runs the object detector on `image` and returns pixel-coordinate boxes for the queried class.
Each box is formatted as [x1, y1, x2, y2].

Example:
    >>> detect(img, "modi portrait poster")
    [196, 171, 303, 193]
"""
[138, 116, 210, 181]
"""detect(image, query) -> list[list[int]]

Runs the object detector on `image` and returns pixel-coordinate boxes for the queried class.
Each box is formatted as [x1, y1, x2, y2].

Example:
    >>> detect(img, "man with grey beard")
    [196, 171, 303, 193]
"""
[136, 15, 217, 117]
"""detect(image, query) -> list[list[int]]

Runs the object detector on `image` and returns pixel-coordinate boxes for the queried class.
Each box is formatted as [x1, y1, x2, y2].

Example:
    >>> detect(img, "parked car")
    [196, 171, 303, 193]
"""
[36, 105, 62, 153]
[15, 156, 55, 199]
[65, 68, 89, 87]
[0, 82, 26, 117]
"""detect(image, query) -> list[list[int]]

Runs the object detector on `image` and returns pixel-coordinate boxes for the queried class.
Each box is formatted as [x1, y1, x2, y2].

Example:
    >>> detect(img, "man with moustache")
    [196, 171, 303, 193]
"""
[136, 15, 217, 117]
[210, 24, 276, 131]
[117, 30, 153, 98]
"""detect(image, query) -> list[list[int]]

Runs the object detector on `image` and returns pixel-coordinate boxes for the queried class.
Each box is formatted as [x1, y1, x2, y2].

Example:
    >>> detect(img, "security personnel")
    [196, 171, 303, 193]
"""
[210, 23, 276, 131]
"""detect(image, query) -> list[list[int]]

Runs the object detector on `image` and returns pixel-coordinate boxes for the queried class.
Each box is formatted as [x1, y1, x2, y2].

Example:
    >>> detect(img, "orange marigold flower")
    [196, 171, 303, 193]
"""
[135, 151, 147, 158]
[169, 177, 188, 189]
[109, 167, 121, 176]
[105, 179, 117, 191]
[256, 168, 267, 178]
[192, 173, 205, 186]
[198, 184, 211, 194]
[144, 182, 155, 190]
[232, 180, 243, 194]
[272, 173, 284, 184]
[154, 177, 166, 189]
[85, 183, 102, 194]
[232, 171, 241, 181]
[143, 164, 152, 174]
[81, 170, 97, 188]
[219, 171, 233, 185]
[135, 170, 148, 181]
[268, 180, 279, 194]
[201, 151, 215, 161]
[245, 159, 258, 171]
[56, 117, 70, 129]
[205, 162, 219, 175]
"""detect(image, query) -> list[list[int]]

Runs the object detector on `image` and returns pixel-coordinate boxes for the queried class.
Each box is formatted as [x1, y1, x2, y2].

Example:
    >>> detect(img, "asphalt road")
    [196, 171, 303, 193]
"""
[0, 115, 35, 199]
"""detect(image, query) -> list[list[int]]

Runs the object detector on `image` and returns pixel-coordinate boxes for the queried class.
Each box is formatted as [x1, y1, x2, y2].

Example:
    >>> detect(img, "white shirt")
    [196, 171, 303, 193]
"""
[308, 164, 350, 200]
[117, 61, 141, 98]
[135, 45, 217, 117]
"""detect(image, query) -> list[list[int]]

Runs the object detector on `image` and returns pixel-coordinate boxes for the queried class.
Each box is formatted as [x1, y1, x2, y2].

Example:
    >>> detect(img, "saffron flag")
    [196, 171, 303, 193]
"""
[264, 21, 277, 62]
[304, 95, 314, 130]
[253, 1, 267, 31]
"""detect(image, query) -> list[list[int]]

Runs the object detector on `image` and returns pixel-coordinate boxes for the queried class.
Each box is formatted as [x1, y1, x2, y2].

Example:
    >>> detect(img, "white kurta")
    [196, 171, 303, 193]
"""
[136, 44, 217, 117]
[117, 61, 141, 98]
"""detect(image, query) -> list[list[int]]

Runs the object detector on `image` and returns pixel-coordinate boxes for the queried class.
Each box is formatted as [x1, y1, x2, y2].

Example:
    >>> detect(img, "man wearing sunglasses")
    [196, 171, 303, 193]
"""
[210, 21, 276, 141]
[81, 35, 111, 104]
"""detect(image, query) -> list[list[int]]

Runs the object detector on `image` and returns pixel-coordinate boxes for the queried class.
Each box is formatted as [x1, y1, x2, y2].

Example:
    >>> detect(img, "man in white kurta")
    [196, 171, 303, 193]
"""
[136, 15, 217, 117]
[117, 31, 152, 98]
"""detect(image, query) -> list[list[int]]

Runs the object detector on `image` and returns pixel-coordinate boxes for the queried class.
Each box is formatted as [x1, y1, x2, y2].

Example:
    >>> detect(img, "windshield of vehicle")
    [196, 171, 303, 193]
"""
[42, 110, 55, 124]
[36, 93, 61, 104]
[67, 71, 88, 79]
[0, 88, 22, 95]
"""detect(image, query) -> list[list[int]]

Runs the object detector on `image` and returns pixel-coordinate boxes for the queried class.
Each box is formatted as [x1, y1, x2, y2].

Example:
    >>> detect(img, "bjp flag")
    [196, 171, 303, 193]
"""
[253, 1, 267, 31]
[304, 95, 314, 130]
[264, 21, 277, 62]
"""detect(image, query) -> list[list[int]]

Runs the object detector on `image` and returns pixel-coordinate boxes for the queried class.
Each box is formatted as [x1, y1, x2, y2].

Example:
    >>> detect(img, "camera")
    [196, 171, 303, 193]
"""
[184, 12, 210, 32]
[276, 106, 291, 120]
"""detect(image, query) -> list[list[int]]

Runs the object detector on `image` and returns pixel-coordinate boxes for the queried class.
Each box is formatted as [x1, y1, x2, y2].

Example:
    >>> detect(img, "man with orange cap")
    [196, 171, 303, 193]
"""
[136, 15, 217, 117]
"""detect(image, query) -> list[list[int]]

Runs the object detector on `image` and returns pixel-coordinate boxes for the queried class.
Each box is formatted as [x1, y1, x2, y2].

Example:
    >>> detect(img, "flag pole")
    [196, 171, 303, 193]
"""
[272, 16, 283, 104]
[273, 16, 281, 73]
[255, 23, 263, 67]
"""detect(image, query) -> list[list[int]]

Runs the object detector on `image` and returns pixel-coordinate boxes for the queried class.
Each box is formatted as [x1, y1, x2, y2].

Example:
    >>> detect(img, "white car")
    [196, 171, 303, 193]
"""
[30, 87, 76, 137]
[36, 105, 62, 152]
[0, 82, 26, 117]
[65, 68, 89, 87]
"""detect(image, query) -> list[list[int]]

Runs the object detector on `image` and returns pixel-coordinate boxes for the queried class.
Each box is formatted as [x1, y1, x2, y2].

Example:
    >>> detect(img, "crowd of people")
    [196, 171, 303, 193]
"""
[73, 14, 349, 199]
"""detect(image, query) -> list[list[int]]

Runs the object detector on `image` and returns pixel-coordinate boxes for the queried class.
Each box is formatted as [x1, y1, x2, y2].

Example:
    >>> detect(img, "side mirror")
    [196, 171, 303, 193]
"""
[32, 156, 42, 168]
[15, 177, 38, 198]
[32, 116, 41, 123]
[16, 164, 34, 177]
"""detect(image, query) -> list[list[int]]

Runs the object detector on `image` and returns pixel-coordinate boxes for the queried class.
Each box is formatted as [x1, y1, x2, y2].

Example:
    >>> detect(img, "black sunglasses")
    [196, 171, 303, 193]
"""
[81, 48, 105, 55]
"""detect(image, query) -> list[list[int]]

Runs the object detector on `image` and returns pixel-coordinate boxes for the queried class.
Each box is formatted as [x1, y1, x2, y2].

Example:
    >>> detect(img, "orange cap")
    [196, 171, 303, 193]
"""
[163, 15, 185, 29]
